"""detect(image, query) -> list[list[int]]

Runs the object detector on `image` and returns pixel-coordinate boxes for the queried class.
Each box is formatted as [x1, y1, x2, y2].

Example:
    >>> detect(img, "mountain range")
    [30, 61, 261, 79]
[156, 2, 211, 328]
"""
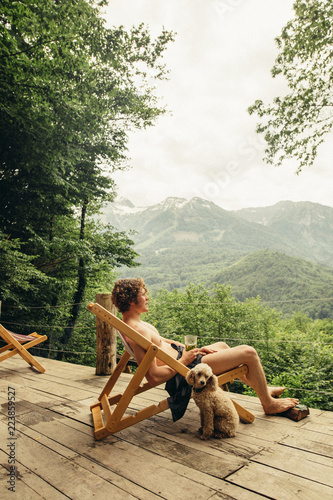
[99, 197, 333, 318]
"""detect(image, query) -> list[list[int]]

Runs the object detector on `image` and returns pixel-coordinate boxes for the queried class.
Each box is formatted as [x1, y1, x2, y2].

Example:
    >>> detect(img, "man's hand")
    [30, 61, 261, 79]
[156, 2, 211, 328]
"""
[198, 347, 217, 355]
[179, 346, 217, 365]
[179, 348, 200, 365]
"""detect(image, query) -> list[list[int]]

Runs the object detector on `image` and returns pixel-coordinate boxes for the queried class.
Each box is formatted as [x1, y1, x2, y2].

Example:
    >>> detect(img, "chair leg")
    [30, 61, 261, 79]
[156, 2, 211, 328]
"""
[91, 345, 160, 439]
[105, 345, 158, 431]
[217, 365, 255, 423]
[98, 351, 131, 401]
[232, 400, 255, 423]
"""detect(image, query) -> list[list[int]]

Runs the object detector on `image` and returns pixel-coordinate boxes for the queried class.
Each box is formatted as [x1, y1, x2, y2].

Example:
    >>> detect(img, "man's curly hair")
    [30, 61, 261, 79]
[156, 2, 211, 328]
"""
[111, 278, 148, 313]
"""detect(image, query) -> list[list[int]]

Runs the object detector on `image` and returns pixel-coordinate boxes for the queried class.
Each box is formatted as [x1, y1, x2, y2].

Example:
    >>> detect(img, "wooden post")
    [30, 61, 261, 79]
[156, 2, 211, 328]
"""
[95, 294, 117, 375]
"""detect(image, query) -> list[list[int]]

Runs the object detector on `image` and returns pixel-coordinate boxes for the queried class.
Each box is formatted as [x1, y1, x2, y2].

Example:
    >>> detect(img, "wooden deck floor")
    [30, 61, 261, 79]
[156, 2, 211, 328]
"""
[0, 355, 332, 500]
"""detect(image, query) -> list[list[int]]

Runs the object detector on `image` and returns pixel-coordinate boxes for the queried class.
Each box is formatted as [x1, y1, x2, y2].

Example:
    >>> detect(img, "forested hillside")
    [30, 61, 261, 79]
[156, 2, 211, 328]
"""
[101, 197, 333, 318]
[234, 201, 333, 265]
[214, 250, 333, 318]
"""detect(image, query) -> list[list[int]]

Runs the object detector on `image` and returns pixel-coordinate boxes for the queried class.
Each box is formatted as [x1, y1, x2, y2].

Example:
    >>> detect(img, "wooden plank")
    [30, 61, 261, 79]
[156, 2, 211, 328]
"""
[48, 398, 99, 427]
[230, 402, 321, 439]
[14, 420, 159, 499]
[227, 462, 333, 499]
[208, 489, 266, 500]
[132, 417, 266, 460]
[110, 424, 248, 479]
[17, 406, 258, 498]
[252, 445, 333, 487]
[60, 405, 267, 499]
[0, 356, 97, 383]
[15, 415, 221, 500]
[73, 455, 161, 500]
[1, 351, 333, 500]
[302, 421, 333, 434]
[0, 362, 98, 401]
[0, 367, 97, 402]
[25, 411, 267, 499]
[280, 428, 333, 458]
[0, 450, 67, 500]
[0, 420, 138, 500]
[0, 384, 66, 412]
[317, 410, 333, 421]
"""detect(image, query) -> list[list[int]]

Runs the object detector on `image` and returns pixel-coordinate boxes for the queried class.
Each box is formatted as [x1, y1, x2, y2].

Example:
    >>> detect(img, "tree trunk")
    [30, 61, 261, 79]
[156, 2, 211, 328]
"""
[95, 293, 117, 375]
[58, 202, 88, 359]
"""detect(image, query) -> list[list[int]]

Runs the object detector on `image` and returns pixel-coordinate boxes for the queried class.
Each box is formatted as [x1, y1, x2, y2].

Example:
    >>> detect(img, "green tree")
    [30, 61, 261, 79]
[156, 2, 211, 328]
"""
[1, 0, 174, 238]
[146, 282, 279, 349]
[0, 229, 51, 304]
[145, 283, 333, 410]
[0, 0, 174, 351]
[248, 0, 333, 172]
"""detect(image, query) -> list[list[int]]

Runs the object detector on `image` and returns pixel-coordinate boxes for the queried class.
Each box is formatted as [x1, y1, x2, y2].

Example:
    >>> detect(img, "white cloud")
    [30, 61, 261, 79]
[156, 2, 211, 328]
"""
[105, 0, 333, 210]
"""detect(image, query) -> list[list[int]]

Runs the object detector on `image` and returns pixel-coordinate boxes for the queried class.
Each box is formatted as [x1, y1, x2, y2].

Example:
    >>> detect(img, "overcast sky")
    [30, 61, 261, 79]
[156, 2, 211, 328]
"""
[104, 0, 333, 210]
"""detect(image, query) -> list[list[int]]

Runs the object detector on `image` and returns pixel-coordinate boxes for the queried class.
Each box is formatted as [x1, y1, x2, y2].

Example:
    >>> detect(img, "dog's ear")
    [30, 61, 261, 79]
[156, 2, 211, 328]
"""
[206, 374, 218, 391]
[185, 370, 195, 386]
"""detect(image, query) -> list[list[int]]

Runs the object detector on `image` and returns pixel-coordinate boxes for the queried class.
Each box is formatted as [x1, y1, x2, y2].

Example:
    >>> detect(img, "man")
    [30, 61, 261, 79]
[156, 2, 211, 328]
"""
[111, 278, 298, 420]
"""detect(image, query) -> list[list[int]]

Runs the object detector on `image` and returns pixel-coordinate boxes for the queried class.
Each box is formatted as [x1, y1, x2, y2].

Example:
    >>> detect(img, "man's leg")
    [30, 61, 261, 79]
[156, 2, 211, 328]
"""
[204, 342, 285, 396]
[202, 343, 299, 414]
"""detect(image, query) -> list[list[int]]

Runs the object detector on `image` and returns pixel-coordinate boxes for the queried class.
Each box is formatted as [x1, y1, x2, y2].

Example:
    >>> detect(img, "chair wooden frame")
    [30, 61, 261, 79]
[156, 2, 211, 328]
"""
[0, 324, 47, 373]
[88, 302, 255, 440]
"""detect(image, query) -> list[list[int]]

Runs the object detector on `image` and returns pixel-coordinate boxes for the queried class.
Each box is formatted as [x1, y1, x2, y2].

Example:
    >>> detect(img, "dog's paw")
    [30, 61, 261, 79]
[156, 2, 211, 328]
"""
[221, 430, 237, 438]
[200, 430, 214, 440]
[213, 431, 223, 439]
[200, 434, 210, 440]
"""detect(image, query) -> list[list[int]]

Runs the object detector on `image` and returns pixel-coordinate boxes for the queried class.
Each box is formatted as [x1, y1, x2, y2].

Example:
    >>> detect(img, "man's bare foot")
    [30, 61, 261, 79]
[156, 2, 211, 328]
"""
[268, 386, 286, 398]
[263, 397, 299, 415]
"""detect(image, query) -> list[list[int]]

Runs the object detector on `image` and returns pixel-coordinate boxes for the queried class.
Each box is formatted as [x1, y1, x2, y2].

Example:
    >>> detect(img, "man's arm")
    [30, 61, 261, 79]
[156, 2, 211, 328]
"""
[129, 340, 177, 386]
[161, 338, 184, 346]
[128, 322, 198, 386]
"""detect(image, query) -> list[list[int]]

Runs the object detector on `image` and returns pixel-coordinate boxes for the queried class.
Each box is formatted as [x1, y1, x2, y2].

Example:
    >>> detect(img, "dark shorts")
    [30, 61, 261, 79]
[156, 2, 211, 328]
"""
[165, 343, 203, 422]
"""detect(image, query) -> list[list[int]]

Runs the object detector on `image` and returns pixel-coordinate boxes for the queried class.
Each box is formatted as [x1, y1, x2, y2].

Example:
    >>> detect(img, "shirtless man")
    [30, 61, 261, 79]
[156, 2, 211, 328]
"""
[111, 278, 299, 416]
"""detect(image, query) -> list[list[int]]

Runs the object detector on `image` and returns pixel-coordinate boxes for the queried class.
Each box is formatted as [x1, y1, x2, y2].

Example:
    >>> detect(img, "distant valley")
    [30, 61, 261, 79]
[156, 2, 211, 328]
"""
[99, 197, 333, 318]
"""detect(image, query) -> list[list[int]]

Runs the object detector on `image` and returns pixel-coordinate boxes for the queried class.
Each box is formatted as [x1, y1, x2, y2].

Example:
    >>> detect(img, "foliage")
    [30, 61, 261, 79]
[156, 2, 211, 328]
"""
[121, 246, 333, 319]
[0, 0, 174, 351]
[1, 0, 174, 238]
[107, 198, 333, 319]
[214, 250, 333, 319]
[145, 283, 280, 348]
[248, 0, 333, 172]
[0, 229, 52, 304]
[144, 283, 333, 411]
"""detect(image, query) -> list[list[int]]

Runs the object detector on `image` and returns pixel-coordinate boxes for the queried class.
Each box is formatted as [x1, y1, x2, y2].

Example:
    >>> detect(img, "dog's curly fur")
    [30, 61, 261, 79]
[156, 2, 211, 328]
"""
[186, 363, 239, 440]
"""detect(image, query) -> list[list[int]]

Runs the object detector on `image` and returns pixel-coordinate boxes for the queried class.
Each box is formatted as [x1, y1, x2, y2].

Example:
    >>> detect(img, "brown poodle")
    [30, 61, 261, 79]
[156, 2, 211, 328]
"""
[186, 363, 239, 440]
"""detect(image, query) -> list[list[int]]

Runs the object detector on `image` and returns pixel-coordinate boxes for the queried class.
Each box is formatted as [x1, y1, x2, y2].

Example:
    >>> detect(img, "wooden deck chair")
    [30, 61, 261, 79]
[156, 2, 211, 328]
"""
[0, 324, 47, 373]
[88, 302, 255, 440]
